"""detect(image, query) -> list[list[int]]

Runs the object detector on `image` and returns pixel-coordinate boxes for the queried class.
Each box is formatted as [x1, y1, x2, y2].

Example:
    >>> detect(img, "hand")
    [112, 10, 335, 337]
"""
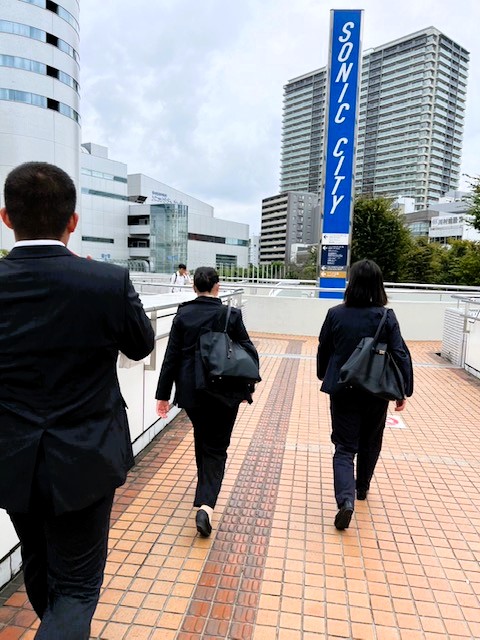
[394, 398, 407, 412]
[156, 400, 170, 418]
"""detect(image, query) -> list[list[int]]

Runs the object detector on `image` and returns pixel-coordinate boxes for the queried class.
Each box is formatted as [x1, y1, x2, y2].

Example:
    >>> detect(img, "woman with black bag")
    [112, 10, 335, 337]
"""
[317, 259, 413, 530]
[156, 266, 259, 537]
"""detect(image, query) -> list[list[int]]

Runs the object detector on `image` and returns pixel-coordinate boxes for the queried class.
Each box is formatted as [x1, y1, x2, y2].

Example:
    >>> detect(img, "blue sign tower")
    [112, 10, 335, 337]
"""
[319, 9, 363, 298]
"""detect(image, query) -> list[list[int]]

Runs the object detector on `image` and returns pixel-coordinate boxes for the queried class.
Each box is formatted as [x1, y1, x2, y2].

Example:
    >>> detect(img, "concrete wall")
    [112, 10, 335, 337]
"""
[244, 296, 453, 341]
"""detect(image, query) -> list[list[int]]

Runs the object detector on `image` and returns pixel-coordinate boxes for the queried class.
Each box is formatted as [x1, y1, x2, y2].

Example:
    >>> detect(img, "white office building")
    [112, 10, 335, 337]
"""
[80, 143, 130, 262]
[429, 212, 479, 244]
[401, 190, 480, 242]
[428, 191, 480, 243]
[281, 27, 469, 210]
[127, 174, 249, 272]
[0, 0, 81, 252]
[78, 151, 250, 272]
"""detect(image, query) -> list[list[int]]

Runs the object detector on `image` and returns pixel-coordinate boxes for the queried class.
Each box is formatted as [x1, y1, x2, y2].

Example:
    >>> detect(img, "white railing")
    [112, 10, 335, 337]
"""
[130, 273, 480, 303]
[129, 278, 479, 340]
[442, 295, 480, 375]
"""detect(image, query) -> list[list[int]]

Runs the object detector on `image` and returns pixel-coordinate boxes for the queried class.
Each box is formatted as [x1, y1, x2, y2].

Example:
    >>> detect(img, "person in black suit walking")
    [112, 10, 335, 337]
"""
[317, 259, 413, 531]
[156, 266, 259, 537]
[0, 162, 155, 639]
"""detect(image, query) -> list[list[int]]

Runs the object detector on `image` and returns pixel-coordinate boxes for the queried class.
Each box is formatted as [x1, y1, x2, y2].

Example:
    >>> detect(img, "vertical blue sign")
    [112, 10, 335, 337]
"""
[319, 9, 363, 298]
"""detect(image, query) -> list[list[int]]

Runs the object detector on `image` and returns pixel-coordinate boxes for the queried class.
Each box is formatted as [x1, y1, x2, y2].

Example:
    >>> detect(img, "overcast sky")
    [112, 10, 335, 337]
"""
[80, 0, 479, 233]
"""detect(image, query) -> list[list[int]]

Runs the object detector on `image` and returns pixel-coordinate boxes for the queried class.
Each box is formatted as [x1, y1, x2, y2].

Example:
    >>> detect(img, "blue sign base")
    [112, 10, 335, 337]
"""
[319, 277, 345, 299]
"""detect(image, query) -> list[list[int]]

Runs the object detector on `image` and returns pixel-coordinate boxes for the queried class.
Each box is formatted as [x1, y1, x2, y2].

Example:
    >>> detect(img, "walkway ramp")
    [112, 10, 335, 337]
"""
[1, 336, 479, 640]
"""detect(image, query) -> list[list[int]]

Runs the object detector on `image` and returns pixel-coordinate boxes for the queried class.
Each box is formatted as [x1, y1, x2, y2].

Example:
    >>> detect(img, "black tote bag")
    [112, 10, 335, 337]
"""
[337, 309, 405, 401]
[196, 304, 261, 392]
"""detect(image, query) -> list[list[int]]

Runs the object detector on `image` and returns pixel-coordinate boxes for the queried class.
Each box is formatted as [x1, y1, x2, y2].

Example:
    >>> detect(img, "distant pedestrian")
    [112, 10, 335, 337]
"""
[317, 259, 413, 530]
[170, 263, 192, 292]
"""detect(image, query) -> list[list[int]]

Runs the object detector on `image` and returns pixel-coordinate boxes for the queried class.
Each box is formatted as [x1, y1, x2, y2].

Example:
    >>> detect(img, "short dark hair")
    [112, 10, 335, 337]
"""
[4, 162, 76, 239]
[344, 259, 388, 307]
[178, 263, 187, 270]
[194, 266, 219, 293]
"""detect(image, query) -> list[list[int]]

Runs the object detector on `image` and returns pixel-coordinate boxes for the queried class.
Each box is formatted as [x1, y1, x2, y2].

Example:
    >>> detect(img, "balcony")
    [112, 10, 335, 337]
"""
[128, 225, 150, 235]
[1, 285, 480, 639]
[129, 247, 150, 258]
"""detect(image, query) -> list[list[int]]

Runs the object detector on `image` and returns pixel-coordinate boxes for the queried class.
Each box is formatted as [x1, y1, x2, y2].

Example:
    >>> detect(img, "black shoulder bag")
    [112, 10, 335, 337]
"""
[196, 304, 261, 393]
[337, 309, 405, 401]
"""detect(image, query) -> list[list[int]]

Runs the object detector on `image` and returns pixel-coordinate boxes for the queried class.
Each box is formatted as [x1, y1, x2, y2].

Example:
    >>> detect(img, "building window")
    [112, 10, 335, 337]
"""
[226, 237, 249, 247]
[81, 168, 127, 183]
[0, 20, 79, 62]
[0, 55, 79, 91]
[188, 232, 248, 247]
[216, 254, 237, 268]
[0, 87, 80, 122]
[82, 236, 114, 244]
[81, 188, 128, 201]
[19, 0, 79, 32]
[128, 216, 149, 226]
[128, 239, 150, 248]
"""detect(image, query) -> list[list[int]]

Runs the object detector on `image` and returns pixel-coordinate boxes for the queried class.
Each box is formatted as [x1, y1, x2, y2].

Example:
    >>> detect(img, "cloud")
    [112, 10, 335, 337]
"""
[80, 0, 480, 232]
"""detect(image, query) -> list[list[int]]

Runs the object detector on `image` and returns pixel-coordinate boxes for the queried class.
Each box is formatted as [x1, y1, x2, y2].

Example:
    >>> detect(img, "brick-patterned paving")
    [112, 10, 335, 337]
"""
[178, 339, 302, 640]
[1, 336, 480, 640]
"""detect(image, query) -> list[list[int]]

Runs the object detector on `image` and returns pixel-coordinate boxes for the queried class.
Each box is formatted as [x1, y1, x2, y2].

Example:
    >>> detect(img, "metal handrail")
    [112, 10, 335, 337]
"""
[451, 294, 480, 305]
[142, 289, 245, 313]
[131, 273, 480, 295]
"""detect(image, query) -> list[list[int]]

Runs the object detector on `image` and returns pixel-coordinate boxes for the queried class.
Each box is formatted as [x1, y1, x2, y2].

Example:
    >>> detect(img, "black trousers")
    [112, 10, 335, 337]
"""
[330, 389, 388, 508]
[8, 450, 114, 640]
[186, 403, 239, 508]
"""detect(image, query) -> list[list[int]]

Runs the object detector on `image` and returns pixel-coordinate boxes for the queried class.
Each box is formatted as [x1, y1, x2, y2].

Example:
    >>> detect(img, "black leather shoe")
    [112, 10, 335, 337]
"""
[356, 489, 368, 501]
[334, 500, 354, 530]
[196, 509, 212, 537]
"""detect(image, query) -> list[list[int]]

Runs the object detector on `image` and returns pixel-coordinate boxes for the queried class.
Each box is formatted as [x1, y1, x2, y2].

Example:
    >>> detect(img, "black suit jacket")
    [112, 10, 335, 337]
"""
[0, 245, 155, 514]
[317, 304, 413, 397]
[155, 296, 259, 408]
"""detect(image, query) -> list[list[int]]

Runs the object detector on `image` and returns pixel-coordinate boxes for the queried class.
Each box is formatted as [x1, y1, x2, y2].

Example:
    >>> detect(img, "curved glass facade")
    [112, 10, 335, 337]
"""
[0, 88, 80, 122]
[0, 0, 81, 254]
[19, 0, 79, 33]
[0, 20, 79, 62]
[0, 54, 79, 92]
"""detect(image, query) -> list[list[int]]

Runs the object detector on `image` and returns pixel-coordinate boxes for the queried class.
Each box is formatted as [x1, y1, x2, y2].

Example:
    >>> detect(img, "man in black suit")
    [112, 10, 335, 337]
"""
[0, 162, 155, 639]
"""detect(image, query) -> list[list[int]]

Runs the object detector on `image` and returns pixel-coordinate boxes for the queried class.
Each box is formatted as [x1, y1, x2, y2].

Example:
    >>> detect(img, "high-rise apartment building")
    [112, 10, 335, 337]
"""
[260, 191, 319, 264]
[280, 27, 469, 209]
[0, 0, 81, 251]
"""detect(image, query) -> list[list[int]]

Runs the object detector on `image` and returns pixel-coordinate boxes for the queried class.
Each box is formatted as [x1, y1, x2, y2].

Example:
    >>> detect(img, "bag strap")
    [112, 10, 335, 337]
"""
[222, 302, 232, 333]
[372, 308, 388, 346]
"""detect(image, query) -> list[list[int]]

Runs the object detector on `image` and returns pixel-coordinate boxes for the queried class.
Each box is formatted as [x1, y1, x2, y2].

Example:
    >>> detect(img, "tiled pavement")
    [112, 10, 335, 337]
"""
[1, 335, 480, 640]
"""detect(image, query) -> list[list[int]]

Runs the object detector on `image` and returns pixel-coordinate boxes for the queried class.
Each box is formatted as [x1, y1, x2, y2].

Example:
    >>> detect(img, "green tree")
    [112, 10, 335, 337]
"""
[0, 249, 9, 258]
[446, 240, 480, 285]
[297, 245, 318, 279]
[401, 237, 444, 283]
[466, 175, 480, 232]
[351, 197, 412, 281]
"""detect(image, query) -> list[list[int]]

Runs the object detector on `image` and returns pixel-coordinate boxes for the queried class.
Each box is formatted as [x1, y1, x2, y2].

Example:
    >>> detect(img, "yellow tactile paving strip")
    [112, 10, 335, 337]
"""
[1, 335, 480, 640]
